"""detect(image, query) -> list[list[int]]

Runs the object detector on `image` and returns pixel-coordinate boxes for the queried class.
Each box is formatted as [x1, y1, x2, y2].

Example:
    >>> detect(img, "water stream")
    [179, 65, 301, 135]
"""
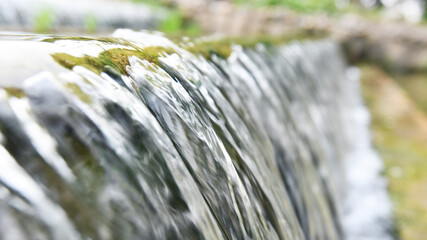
[0, 30, 392, 240]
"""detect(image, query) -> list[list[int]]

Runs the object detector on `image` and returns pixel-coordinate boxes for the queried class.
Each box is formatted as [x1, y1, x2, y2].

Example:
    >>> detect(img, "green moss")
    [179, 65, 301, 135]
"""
[184, 31, 325, 59]
[64, 83, 92, 104]
[42, 36, 127, 45]
[100, 47, 174, 73]
[185, 41, 233, 59]
[52, 46, 175, 75]
[3, 87, 25, 98]
[52, 53, 104, 74]
[50, 32, 324, 76]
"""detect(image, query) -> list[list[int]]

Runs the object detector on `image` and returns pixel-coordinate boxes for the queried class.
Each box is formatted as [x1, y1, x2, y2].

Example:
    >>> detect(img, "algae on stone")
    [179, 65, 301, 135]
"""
[64, 83, 92, 104]
[183, 31, 325, 59]
[52, 46, 175, 76]
[3, 87, 25, 98]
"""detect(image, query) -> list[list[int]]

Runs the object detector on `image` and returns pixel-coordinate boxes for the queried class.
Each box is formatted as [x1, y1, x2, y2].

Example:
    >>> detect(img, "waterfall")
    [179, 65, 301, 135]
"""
[0, 30, 392, 240]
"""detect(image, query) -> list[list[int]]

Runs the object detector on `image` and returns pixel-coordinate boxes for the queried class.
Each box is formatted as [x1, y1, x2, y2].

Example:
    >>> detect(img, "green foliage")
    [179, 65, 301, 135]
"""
[130, 0, 176, 9]
[34, 7, 56, 33]
[130, 0, 167, 7]
[233, 0, 337, 13]
[159, 9, 202, 36]
[182, 22, 201, 36]
[160, 10, 183, 33]
[85, 14, 98, 34]
[122, 0, 202, 35]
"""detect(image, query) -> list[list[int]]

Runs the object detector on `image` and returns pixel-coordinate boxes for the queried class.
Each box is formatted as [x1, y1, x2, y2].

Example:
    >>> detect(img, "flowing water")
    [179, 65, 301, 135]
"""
[0, 30, 392, 240]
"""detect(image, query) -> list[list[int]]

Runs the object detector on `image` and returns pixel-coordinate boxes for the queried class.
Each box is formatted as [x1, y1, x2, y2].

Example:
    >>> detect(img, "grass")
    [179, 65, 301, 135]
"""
[158, 9, 202, 36]
[360, 65, 427, 240]
[130, 0, 170, 8]
[374, 125, 427, 240]
[395, 74, 427, 113]
[34, 7, 56, 33]
[129, 0, 202, 36]
[232, 0, 337, 13]
[84, 14, 98, 34]
[231, 0, 384, 21]
[31, 0, 201, 35]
